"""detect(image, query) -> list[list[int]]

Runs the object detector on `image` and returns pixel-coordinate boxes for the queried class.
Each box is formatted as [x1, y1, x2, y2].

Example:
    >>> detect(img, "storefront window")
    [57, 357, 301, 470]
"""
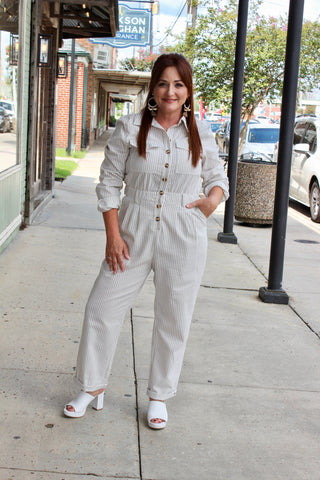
[0, 29, 18, 173]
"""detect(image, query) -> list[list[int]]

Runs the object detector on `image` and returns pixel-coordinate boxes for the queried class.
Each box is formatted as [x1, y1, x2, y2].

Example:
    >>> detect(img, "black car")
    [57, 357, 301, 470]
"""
[215, 119, 260, 153]
[0, 107, 11, 133]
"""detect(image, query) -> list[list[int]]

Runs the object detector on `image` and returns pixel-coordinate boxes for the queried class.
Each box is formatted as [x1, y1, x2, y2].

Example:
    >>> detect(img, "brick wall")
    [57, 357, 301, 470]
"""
[56, 56, 95, 151]
[56, 61, 71, 149]
[76, 38, 94, 57]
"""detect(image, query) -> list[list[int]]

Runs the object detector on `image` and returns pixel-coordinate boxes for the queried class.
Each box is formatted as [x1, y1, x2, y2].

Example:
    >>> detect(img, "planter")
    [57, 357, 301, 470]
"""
[235, 158, 277, 225]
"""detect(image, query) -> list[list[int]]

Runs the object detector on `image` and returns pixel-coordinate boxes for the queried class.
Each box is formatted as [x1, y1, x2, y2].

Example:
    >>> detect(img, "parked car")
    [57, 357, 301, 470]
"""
[0, 107, 11, 133]
[287, 116, 320, 222]
[215, 119, 232, 152]
[241, 123, 280, 158]
[210, 121, 223, 135]
[215, 119, 260, 154]
[254, 115, 271, 123]
[0, 100, 15, 129]
[239, 151, 275, 163]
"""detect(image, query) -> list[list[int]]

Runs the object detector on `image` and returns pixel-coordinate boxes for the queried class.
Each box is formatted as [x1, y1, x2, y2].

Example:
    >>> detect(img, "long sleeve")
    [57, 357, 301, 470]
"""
[198, 120, 229, 201]
[96, 117, 130, 212]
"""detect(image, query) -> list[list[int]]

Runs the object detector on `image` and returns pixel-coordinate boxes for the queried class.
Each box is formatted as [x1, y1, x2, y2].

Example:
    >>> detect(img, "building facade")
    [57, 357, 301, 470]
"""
[0, 0, 119, 253]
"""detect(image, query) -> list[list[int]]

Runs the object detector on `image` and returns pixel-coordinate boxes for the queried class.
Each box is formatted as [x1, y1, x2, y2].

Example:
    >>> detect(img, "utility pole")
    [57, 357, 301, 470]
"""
[187, 0, 197, 30]
[150, 0, 154, 52]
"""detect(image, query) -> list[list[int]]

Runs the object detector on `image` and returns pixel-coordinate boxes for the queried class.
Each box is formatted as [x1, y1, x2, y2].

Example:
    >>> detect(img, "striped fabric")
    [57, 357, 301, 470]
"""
[75, 113, 229, 400]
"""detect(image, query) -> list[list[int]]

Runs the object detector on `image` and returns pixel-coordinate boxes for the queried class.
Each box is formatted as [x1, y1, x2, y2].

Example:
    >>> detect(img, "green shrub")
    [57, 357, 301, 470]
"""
[55, 160, 78, 180]
[56, 148, 87, 159]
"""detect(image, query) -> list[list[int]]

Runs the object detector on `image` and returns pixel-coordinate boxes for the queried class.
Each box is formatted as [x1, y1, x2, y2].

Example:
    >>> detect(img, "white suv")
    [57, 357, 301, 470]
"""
[0, 100, 15, 129]
[290, 116, 320, 222]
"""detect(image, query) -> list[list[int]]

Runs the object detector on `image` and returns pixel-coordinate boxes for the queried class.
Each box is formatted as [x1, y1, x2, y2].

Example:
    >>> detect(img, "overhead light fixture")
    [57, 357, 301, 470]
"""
[38, 34, 52, 68]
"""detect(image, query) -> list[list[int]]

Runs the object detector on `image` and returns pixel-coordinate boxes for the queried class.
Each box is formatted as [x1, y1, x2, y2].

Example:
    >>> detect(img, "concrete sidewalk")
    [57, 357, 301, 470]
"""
[1, 131, 320, 480]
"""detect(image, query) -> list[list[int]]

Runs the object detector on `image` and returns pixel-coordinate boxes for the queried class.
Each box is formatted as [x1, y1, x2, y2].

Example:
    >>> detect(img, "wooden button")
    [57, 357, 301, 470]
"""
[159, 191, 164, 195]
[155, 217, 160, 221]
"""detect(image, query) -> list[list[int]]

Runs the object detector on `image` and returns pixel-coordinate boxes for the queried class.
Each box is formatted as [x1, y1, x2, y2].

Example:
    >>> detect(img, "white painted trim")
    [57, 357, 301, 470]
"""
[0, 214, 22, 246]
[0, 164, 21, 181]
[77, 56, 89, 68]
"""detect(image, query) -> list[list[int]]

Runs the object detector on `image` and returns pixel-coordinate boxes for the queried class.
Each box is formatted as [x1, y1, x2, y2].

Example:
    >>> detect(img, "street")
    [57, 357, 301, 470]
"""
[289, 199, 320, 235]
[0, 132, 17, 171]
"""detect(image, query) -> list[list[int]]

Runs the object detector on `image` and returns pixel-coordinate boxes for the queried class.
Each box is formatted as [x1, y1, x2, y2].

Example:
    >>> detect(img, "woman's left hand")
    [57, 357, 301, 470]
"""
[185, 186, 224, 218]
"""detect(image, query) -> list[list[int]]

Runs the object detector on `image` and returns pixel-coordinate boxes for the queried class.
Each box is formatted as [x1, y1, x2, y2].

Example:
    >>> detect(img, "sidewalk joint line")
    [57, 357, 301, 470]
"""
[30, 224, 104, 232]
[179, 380, 320, 394]
[237, 245, 268, 281]
[130, 308, 143, 480]
[212, 216, 267, 280]
[0, 466, 139, 478]
[200, 284, 258, 292]
[289, 304, 320, 341]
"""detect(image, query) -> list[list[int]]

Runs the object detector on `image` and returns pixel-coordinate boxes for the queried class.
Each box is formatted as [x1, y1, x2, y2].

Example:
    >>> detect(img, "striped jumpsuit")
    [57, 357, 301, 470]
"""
[75, 113, 229, 401]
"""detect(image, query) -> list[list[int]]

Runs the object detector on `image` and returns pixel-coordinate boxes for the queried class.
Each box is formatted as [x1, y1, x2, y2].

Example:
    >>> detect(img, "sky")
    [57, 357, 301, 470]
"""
[154, 0, 320, 47]
[118, 0, 320, 58]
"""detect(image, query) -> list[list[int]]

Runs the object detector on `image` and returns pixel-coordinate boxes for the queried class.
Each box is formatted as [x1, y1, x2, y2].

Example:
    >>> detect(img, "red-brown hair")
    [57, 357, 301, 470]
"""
[137, 53, 202, 167]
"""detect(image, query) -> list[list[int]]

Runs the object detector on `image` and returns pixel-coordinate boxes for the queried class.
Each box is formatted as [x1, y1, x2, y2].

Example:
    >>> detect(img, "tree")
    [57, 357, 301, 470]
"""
[174, 0, 320, 148]
[119, 47, 167, 72]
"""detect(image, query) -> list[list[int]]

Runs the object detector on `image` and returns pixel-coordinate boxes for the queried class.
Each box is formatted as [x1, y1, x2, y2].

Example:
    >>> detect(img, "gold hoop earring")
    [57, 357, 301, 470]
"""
[147, 95, 158, 117]
[183, 100, 191, 118]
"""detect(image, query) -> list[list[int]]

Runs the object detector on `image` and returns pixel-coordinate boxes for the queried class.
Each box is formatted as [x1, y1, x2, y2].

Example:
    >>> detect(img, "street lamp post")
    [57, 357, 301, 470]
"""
[259, 0, 305, 304]
[218, 0, 249, 245]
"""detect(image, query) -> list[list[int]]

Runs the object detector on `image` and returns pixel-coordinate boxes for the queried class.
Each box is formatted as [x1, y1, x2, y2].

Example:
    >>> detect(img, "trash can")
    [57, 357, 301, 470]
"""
[234, 152, 277, 225]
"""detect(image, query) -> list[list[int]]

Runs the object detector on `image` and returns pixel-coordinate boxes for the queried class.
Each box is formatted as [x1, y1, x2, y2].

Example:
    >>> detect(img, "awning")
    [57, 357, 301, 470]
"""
[94, 69, 151, 101]
[0, 0, 19, 34]
[110, 94, 135, 103]
[50, 0, 119, 39]
[0, 1, 119, 38]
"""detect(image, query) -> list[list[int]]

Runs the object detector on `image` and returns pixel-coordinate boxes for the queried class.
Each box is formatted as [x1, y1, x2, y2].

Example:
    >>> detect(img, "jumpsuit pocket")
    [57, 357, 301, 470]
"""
[118, 197, 135, 234]
[126, 139, 162, 174]
[193, 207, 208, 223]
[175, 139, 200, 175]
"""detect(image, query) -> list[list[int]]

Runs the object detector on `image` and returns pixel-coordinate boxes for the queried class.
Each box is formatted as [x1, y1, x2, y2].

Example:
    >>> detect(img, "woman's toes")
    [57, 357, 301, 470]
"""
[66, 405, 75, 412]
[150, 418, 164, 424]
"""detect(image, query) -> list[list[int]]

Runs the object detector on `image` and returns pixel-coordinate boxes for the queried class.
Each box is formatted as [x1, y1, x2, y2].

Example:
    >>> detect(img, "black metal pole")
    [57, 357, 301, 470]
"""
[67, 38, 75, 156]
[218, 0, 249, 244]
[259, 0, 305, 304]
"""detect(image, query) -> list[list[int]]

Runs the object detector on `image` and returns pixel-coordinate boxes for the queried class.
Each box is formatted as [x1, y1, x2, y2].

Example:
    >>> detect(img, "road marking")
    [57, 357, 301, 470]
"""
[288, 207, 320, 235]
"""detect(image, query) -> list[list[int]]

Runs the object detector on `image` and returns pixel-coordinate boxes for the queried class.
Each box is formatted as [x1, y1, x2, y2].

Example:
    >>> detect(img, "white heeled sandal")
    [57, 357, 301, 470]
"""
[147, 401, 168, 430]
[64, 391, 104, 418]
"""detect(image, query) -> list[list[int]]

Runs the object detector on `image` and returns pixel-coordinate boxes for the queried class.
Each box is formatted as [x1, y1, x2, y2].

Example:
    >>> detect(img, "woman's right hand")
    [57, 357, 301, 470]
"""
[105, 234, 130, 274]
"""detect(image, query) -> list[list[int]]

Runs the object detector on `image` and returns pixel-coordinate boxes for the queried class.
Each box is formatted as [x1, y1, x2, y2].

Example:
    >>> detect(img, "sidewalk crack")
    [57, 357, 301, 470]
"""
[130, 308, 143, 480]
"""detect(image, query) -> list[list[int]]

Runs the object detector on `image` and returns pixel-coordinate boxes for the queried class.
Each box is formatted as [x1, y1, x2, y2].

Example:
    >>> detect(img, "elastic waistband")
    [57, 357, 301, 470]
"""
[125, 187, 196, 207]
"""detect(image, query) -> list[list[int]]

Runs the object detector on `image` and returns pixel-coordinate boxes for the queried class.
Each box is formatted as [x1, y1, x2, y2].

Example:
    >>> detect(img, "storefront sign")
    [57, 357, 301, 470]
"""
[90, 4, 151, 48]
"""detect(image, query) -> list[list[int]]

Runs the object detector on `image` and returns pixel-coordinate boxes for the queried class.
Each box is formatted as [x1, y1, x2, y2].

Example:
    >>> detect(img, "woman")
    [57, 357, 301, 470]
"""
[64, 53, 229, 429]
